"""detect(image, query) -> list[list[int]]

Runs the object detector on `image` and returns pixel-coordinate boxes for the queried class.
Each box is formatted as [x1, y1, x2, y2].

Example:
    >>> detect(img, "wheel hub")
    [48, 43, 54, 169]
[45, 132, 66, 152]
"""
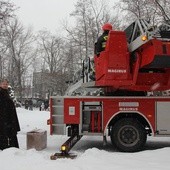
[119, 126, 139, 146]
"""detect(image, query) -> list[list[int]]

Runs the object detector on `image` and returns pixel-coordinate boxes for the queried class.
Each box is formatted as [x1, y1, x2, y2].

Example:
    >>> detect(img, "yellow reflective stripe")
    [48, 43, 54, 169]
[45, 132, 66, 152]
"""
[103, 35, 108, 41]
[102, 42, 106, 48]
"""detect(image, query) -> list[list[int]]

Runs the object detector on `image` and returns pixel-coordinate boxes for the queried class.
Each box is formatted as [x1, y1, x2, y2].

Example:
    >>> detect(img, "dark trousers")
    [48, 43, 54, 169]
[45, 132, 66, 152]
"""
[0, 135, 19, 150]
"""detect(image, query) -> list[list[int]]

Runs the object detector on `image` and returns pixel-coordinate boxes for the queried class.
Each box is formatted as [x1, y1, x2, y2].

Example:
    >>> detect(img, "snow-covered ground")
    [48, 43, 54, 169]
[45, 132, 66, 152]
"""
[0, 107, 170, 170]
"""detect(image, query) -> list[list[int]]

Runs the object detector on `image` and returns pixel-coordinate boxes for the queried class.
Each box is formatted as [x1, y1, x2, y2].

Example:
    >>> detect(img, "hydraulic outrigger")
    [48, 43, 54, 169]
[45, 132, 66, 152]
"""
[50, 135, 83, 160]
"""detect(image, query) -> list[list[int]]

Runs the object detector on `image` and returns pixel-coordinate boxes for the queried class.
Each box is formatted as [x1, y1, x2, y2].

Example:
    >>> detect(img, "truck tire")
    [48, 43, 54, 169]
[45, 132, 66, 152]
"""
[110, 118, 147, 152]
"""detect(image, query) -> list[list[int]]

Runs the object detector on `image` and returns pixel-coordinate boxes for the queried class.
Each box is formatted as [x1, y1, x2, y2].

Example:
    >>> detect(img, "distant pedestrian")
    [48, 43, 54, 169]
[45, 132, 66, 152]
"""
[25, 99, 29, 109]
[44, 100, 49, 111]
[40, 102, 45, 111]
[28, 98, 33, 111]
[0, 78, 20, 150]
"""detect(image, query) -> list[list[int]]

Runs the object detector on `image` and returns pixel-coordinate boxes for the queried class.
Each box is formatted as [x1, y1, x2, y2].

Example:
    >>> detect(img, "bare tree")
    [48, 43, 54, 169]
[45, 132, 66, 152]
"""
[117, 0, 170, 26]
[4, 18, 35, 100]
[154, 0, 170, 21]
[0, 0, 16, 78]
[62, 0, 120, 79]
[36, 30, 68, 96]
[0, 0, 16, 20]
[68, 0, 113, 60]
[37, 30, 64, 73]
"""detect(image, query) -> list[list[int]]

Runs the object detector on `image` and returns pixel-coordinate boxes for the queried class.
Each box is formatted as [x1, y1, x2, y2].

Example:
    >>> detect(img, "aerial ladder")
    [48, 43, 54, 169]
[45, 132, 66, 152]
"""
[81, 19, 170, 94]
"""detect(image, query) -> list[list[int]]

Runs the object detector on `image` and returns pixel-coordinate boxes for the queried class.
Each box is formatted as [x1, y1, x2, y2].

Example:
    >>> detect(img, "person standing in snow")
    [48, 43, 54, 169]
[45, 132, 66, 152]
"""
[40, 102, 45, 111]
[28, 98, 33, 111]
[0, 78, 20, 150]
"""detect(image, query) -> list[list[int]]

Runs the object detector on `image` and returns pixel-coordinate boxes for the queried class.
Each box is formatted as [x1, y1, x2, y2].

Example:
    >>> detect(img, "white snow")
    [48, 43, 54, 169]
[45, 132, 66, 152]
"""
[0, 107, 170, 170]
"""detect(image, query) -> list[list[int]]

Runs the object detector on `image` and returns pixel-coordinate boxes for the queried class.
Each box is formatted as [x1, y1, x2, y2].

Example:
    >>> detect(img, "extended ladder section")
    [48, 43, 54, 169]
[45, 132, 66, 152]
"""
[124, 18, 170, 52]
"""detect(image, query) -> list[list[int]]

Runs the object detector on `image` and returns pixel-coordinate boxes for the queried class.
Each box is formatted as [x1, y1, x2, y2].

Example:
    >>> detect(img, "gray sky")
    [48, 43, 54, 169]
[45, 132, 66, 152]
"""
[11, 0, 77, 33]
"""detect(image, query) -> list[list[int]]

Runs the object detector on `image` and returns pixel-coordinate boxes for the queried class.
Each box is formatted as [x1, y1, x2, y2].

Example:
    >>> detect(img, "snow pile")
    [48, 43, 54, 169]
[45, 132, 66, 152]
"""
[0, 108, 170, 170]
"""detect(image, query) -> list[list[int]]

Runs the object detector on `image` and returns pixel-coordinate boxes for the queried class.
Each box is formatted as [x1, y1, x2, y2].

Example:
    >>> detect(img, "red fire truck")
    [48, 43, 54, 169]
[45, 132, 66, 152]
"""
[48, 19, 170, 158]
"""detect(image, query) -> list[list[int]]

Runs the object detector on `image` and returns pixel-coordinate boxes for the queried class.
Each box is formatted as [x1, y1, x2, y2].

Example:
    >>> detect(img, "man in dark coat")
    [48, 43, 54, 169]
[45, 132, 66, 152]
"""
[0, 78, 20, 150]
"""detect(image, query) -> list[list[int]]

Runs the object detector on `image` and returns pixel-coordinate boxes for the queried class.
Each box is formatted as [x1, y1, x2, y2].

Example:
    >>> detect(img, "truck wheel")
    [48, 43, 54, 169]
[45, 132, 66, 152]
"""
[110, 118, 147, 152]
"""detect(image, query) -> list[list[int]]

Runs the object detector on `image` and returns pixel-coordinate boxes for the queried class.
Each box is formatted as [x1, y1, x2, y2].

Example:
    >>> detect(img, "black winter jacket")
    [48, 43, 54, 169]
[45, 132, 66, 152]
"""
[95, 30, 109, 55]
[0, 88, 20, 137]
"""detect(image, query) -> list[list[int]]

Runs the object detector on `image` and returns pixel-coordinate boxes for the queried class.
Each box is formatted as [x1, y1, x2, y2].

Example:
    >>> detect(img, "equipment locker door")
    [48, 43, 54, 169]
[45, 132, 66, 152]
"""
[156, 101, 170, 135]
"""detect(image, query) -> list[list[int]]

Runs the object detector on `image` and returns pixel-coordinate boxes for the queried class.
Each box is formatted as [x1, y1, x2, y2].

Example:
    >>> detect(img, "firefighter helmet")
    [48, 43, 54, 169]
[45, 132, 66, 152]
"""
[102, 23, 112, 31]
